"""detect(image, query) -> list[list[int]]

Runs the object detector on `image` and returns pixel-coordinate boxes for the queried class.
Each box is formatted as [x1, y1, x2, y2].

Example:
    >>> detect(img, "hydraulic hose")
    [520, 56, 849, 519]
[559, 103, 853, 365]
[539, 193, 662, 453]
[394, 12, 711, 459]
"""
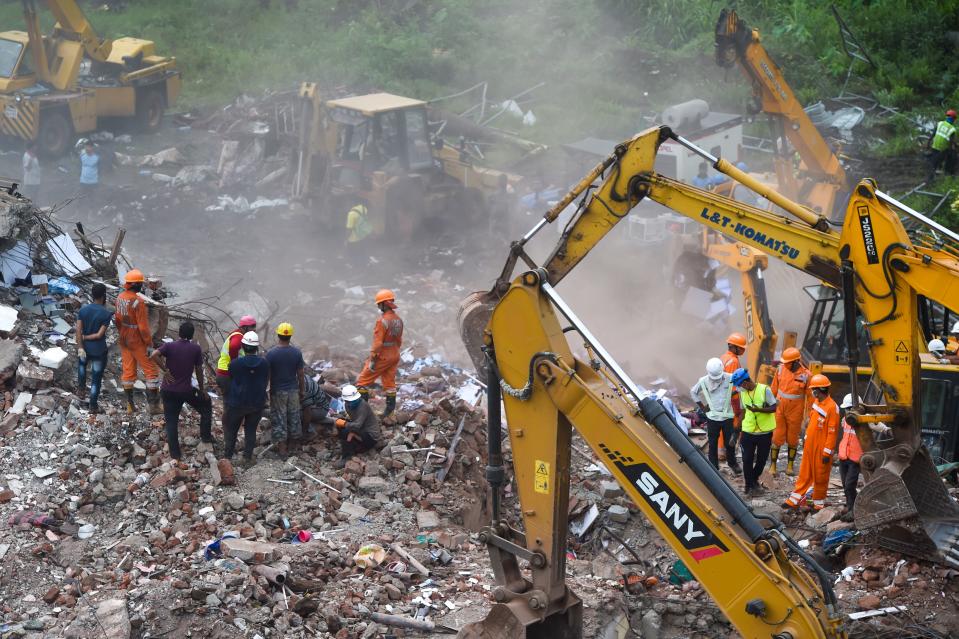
[485, 349, 505, 524]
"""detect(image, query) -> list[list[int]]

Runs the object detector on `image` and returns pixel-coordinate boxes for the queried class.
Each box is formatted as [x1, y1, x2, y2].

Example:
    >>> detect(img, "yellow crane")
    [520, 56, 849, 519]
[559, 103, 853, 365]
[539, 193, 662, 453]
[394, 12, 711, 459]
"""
[0, 0, 179, 156]
[458, 124, 959, 637]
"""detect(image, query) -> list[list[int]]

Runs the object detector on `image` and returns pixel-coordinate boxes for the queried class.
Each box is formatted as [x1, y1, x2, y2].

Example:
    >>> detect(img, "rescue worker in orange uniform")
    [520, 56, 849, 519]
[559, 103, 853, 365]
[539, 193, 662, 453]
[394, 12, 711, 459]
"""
[783, 374, 838, 511]
[769, 347, 811, 476]
[355, 289, 404, 417]
[717, 332, 747, 461]
[114, 269, 160, 414]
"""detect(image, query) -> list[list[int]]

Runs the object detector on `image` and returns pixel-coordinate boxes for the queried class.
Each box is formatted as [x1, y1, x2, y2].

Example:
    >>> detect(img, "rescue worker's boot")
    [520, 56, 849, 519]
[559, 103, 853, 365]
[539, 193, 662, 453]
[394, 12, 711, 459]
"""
[786, 446, 797, 476]
[769, 446, 781, 475]
[124, 388, 136, 414]
[382, 392, 396, 418]
[147, 389, 162, 415]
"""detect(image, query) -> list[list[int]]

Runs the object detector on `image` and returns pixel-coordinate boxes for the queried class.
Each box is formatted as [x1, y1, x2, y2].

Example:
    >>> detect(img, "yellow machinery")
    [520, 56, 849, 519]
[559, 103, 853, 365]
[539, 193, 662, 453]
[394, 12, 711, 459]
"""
[458, 125, 959, 637]
[715, 8, 848, 216]
[674, 228, 780, 384]
[0, 0, 180, 156]
[293, 82, 518, 239]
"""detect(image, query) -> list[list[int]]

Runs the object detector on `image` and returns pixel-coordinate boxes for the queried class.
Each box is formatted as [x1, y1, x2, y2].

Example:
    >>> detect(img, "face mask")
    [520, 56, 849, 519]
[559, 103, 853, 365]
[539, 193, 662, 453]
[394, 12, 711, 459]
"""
[347, 399, 361, 411]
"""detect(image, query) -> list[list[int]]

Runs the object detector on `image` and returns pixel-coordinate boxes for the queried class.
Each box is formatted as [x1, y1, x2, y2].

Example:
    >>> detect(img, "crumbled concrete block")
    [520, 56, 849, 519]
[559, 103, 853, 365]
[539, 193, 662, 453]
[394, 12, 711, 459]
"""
[220, 538, 279, 564]
[16, 362, 53, 390]
[39, 347, 68, 369]
[338, 502, 369, 520]
[608, 505, 629, 523]
[600, 481, 623, 498]
[96, 598, 131, 639]
[416, 510, 441, 530]
[358, 476, 388, 494]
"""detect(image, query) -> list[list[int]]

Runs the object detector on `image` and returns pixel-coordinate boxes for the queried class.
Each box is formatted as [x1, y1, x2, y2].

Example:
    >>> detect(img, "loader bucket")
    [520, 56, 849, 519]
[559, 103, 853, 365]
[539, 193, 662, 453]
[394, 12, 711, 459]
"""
[456, 600, 582, 639]
[855, 444, 959, 567]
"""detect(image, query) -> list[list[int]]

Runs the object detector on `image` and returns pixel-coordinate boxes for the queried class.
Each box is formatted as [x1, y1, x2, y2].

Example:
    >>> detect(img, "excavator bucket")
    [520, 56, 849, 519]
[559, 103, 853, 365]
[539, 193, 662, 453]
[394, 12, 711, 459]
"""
[458, 290, 499, 375]
[856, 444, 959, 568]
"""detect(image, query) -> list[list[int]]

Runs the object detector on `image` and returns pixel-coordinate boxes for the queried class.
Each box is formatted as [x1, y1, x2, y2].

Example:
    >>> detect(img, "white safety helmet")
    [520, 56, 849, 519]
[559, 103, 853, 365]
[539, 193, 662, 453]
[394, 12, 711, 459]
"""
[928, 338, 946, 356]
[341, 384, 362, 402]
[241, 331, 260, 347]
[952, 320, 959, 335]
[840, 393, 861, 409]
[706, 357, 725, 380]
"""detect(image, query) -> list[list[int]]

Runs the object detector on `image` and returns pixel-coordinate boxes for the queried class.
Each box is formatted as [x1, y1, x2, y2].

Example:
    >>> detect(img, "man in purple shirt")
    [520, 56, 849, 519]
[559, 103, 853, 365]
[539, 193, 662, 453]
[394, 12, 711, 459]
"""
[149, 322, 213, 459]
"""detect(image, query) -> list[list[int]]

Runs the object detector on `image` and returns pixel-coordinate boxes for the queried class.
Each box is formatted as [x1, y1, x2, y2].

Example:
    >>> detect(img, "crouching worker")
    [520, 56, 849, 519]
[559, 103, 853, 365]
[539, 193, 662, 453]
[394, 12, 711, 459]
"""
[333, 384, 380, 467]
[301, 374, 337, 439]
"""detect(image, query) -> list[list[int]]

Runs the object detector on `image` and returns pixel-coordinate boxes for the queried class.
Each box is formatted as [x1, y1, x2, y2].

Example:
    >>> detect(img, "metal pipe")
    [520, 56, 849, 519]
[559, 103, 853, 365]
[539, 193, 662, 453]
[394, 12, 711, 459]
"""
[672, 134, 825, 230]
[876, 189, 959, 244]
[540, 280, 766, 541]
[520, 217, 549, 245]
[486, 350, 504, 524]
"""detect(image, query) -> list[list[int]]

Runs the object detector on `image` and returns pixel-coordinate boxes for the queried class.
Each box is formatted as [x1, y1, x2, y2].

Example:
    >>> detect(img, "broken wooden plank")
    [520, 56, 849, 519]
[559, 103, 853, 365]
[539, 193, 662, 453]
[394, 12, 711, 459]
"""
[390, 543, 429, 577]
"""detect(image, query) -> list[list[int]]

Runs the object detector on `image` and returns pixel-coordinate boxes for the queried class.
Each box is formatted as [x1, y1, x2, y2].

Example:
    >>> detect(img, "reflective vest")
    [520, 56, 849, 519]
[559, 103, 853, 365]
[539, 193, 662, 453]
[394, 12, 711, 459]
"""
[740, 383, 776, 433]
[838, 420, 863, 463]
[932, 120, 956, 152]
[217, 330, 244, 373]
[347, 204, 372, 243]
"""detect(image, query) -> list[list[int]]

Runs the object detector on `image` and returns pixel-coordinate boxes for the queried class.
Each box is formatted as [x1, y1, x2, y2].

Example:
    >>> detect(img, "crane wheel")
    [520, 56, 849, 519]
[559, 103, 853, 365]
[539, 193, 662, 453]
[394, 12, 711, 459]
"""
[135, 89, 166, 134]
[37, 110, 73, 158]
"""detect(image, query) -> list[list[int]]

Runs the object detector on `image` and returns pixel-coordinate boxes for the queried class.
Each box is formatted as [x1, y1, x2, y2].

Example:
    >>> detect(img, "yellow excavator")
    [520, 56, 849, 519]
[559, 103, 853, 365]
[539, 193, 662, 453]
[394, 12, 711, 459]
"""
[0, 0, 179, 156]
[457, 125, 959, 638]
[715, 8, 849, 217]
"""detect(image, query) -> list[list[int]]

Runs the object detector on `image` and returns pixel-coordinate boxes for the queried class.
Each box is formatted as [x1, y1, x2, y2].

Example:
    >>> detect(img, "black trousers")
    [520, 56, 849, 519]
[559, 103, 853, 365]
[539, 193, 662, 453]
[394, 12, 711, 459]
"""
[161, 389, 213, 459]
[706, 417, 737, 469]
[224, 406, 263, 460]
[337, 429, 377, 459]
[839, 459, 860, 510]
[740, 431, 772, 490]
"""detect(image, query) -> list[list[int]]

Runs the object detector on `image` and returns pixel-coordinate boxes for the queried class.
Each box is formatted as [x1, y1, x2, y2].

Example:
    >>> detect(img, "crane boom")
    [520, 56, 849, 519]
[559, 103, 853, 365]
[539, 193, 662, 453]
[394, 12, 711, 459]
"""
[41, 0, 112, 62]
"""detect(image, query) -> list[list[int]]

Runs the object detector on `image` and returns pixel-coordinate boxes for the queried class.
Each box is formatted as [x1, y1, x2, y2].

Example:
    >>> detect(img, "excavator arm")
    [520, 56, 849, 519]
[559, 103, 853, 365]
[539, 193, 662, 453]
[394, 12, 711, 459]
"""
[459, 124, 959, 637]
[715, 8, 847, 215]
[41, 0, 112, 62]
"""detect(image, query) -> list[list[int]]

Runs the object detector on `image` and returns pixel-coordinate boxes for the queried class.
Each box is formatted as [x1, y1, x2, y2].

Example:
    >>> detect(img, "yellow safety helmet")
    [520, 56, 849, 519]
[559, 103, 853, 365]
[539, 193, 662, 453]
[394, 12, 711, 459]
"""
[277, 322, 294, 337]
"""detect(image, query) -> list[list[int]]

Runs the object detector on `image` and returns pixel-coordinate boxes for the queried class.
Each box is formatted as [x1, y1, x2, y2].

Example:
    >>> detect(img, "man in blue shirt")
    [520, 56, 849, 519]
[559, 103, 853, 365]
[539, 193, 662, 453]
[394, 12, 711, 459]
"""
[265, 322, 304, 457]
[76, 283, 113, 414]
[225, 331, 269, 465]
[150, 321, 212, 460]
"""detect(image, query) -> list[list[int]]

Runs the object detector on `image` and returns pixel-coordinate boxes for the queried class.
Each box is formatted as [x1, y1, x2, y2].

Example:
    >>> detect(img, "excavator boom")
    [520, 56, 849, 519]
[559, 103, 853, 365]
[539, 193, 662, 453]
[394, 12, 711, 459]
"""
[715, 8, 848, 215]
[459, 124, 959, 637]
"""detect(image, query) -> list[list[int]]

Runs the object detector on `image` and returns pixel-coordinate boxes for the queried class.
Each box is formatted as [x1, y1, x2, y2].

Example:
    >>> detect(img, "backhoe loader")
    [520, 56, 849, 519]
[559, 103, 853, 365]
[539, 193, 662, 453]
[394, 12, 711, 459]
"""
[457, 124, 959, 638]
[0, 0, 179, 156]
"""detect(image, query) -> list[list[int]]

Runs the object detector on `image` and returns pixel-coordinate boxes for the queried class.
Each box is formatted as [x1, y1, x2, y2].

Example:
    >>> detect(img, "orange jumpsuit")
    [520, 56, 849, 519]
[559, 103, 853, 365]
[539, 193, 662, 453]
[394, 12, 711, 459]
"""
[784, 394, 839, 510]
[771, 363, 810, 447]
[115, 289, 159, 390]
[356, 308, 404, 395]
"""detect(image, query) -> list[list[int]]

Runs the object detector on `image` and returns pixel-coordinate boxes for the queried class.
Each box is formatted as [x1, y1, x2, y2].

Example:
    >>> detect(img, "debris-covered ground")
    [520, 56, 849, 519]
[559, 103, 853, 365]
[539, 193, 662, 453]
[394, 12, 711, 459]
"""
[0, 101, 956, 639]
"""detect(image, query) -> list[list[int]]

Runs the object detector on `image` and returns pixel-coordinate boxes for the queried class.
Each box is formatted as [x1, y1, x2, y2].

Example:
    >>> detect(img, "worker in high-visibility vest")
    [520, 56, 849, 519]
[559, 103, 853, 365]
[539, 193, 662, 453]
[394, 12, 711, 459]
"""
[769, 347, 811, 476]
[928, 109, 957, 182]
[114, 269, 160, 414]
[731, 368, 777, 496]
[783, 374, 839, 511]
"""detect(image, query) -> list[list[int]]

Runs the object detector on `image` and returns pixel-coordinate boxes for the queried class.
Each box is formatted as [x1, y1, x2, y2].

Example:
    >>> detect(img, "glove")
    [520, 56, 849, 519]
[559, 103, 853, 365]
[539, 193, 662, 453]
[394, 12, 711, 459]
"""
[77, 348, 86, 363]
[821, 455, 832, 465]
[334, 418, 347, 429]
[367, 359, 377, 373]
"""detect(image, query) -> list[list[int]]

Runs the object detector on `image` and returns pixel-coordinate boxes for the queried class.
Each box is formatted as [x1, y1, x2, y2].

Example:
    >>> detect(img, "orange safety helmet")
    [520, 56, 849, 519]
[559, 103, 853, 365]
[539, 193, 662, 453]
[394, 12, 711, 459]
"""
[374, 289, 396, 305]
[124, 268, 144, 287]
[809, 374, 831, 389]
[726, 332, 747, 349]
[781, 347, 801, 363]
